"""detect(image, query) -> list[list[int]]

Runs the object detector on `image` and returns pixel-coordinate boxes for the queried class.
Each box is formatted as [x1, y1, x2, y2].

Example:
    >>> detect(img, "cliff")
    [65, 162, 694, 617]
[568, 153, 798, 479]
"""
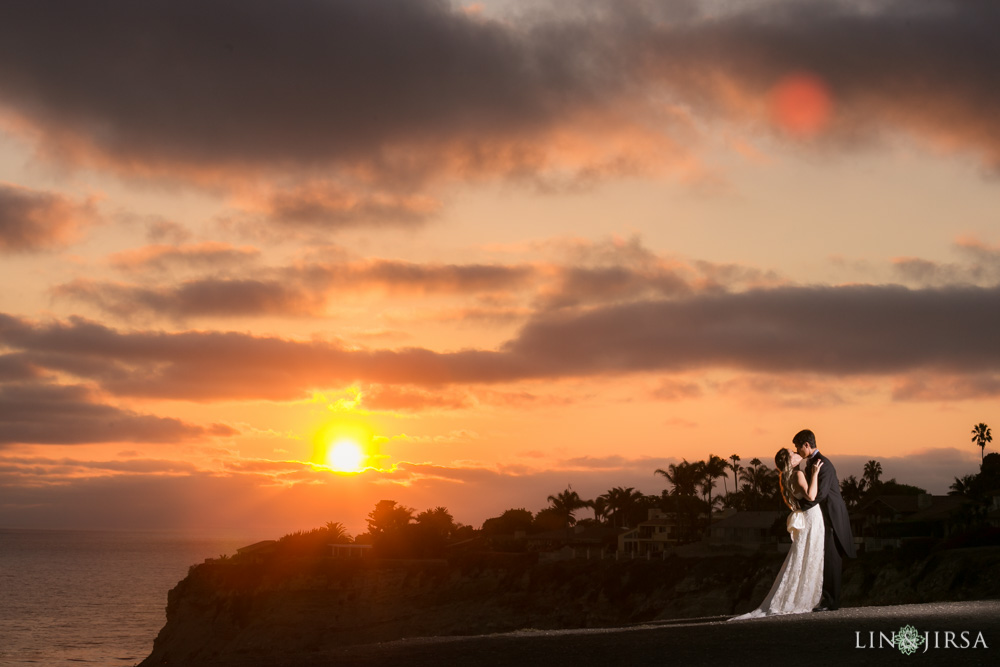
[139, 546, 1000, 666]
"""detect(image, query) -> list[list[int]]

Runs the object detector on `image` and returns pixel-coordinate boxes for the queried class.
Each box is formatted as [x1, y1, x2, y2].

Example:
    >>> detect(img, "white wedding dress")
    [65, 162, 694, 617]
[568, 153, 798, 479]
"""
[729, 498, 824, 620]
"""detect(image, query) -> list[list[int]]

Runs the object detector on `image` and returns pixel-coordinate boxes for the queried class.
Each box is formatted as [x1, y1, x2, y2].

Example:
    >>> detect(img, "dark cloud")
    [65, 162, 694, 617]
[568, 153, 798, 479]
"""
[0, 0, 624, 188]
[54, 277, 324, 319]
[54, 259, 538, 320]
[5, 283, 1000, 401]
[1, 0, 998, 197]
[0, 183, 98, 252]
[506, 284, 1000, 378]
[0, 354, 43, 381]
[0, 381, 237, 445]
[536, 265, 692, 310]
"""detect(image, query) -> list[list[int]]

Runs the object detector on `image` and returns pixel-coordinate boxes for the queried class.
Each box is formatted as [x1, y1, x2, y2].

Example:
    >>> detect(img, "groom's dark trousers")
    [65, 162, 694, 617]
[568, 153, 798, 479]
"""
[822, 522, 846, 608]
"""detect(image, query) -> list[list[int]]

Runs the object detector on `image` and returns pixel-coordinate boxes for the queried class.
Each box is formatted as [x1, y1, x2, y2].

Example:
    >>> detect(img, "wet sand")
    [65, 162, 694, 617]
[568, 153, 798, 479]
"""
[214, 600, 1000, 666]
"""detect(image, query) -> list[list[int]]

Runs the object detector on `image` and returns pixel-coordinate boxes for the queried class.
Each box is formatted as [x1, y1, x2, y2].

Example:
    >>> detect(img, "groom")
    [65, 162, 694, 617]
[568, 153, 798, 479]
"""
[793, 429, 856, 611]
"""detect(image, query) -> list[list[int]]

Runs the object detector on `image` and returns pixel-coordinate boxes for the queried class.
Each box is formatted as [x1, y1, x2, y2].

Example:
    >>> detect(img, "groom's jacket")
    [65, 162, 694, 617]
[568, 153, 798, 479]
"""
[799, 452, 856, 558]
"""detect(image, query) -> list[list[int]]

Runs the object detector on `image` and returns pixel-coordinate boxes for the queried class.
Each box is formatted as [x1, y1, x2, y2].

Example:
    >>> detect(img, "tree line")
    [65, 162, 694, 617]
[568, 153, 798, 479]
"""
[272, 422, 993, 558]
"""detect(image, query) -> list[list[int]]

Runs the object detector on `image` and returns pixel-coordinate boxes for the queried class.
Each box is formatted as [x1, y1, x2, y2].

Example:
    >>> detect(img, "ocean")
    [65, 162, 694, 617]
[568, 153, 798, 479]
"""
[0, 529, 252, 666]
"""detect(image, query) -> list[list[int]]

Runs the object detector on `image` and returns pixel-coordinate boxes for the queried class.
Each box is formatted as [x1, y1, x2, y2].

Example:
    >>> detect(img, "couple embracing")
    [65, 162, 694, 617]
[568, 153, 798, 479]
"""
[731, 429, 856, 620]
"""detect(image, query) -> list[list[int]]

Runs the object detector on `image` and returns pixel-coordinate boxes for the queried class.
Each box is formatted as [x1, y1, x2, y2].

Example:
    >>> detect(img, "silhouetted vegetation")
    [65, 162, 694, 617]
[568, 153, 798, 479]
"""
[972, 422, 993, 462]
[228, 423, 997, 563]
[949, 452, 1000, 531]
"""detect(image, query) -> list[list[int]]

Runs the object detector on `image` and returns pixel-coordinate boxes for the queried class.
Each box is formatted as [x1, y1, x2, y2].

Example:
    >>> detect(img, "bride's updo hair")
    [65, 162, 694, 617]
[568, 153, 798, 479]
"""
[774, 448, 799, 511]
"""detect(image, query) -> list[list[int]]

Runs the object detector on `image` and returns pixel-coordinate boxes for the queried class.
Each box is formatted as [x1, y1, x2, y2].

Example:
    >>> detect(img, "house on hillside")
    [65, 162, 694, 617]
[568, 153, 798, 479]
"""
[528, 523, 622, 560]
[617, 509, 684, 556]
[852, 494, 965, 551]
[329, 543, 373, 559]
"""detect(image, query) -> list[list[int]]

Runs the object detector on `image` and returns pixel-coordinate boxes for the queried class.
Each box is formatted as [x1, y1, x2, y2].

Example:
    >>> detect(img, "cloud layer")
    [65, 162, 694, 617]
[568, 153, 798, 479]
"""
[6, 282, 1000, 402]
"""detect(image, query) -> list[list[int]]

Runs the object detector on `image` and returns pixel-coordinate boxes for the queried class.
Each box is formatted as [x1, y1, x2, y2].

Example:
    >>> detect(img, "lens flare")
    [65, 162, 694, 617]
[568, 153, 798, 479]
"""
[769, 72, 832, 137]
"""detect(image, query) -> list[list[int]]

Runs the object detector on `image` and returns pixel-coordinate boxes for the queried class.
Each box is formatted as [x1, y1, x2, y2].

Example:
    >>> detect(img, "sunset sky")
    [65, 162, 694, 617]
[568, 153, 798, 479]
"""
[1, 0, 998, 538]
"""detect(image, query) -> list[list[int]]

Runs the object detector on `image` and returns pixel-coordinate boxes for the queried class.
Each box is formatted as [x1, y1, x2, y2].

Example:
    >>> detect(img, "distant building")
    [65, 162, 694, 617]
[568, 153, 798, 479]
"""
[528, 523, 622, 559]
[852, 494, 965, 551]
[618, 509, 684, 556]
[329, 543, 373, 559]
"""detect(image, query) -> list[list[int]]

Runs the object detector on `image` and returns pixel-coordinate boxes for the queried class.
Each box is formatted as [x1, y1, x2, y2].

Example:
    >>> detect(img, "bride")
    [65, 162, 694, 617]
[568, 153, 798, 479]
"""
[730, 448, 824, 620]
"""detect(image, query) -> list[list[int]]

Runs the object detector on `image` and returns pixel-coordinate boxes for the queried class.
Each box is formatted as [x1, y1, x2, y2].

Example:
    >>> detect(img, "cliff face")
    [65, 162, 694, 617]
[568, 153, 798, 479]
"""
[139, 546, 1000, 666]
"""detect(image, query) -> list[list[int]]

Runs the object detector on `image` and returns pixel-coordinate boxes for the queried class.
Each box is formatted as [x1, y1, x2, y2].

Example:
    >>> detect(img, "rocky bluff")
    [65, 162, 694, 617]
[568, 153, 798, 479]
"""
[140, 546, 1000, 666]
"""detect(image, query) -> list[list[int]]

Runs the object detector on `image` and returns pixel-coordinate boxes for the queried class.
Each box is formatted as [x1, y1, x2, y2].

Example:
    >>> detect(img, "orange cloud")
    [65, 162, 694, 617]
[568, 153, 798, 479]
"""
[0, 182, 99, 252]
[234, 182, 443, 231]
[109, 242, 261, 273]
[360, 386, 474, 412]
[0, 381, 236, 446]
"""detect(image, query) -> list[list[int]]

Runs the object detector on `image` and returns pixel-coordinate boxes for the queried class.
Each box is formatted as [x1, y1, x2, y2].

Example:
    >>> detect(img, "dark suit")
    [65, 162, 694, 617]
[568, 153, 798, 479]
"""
[798, 451, 855, 608]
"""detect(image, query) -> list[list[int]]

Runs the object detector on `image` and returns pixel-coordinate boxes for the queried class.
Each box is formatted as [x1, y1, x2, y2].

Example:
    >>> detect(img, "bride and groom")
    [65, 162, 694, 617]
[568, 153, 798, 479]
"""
[731, 429, 856, 620]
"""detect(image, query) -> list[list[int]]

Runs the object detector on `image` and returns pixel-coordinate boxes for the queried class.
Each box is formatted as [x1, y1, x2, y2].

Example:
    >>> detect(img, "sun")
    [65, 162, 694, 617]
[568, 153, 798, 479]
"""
[325, 439, 366, 473]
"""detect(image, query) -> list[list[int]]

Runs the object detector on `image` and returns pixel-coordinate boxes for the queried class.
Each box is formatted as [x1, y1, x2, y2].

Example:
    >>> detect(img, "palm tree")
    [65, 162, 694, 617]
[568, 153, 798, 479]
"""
[546, 488, 588, 530]
[862, 460, 883, 492]
[590, 495, 609, 524]
[324, 521, 351, 543]
[597, 489, 618, 527]
[655, 461, 705, 541]
[701, 454, 729, 515]
[840, 476, 865, 509]
[757, 467, 781, 507]
[601, 486, 644, 528]
[739, 458, 763, 501]
[949, 474, 977, 497]
[971, 423, 992, 462]
[728, 454, 742, 490]
[655, 460, 699, 497]
[739, 462, 773, 510]
[725, 454, 742, 508]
